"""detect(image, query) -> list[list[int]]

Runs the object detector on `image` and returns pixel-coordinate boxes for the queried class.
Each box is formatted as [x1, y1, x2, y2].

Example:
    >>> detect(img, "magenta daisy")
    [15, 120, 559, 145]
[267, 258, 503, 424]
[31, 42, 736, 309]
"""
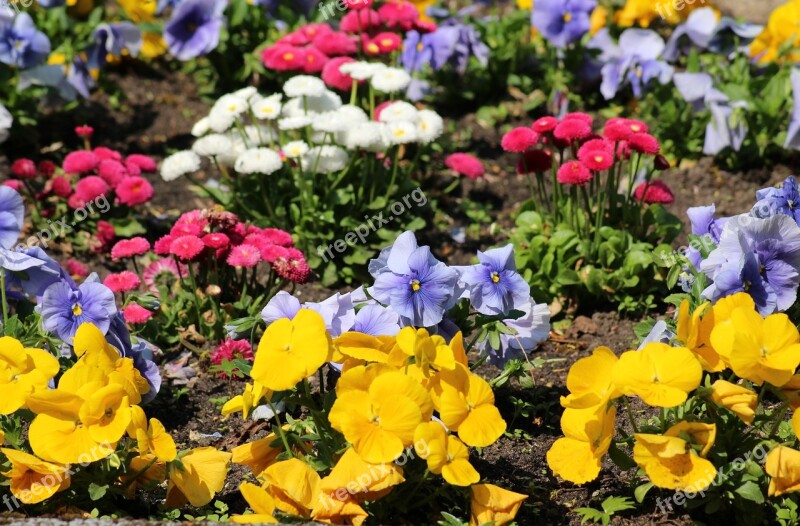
[227, 244, 261, 268]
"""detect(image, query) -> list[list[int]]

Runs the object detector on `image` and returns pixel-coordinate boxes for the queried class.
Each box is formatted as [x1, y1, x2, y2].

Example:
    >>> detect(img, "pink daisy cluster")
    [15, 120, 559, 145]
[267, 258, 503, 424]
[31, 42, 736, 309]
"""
[153, 208, 311, 284]
[262, 3, 433, 91]
[498, 114, 672, 202]
[5, 128, 157, 231]
[210, 338, 254, 366]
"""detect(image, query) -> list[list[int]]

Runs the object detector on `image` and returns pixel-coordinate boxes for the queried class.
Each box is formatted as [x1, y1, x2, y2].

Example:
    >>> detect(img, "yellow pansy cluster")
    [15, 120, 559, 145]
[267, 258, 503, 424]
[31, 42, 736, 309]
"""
[225, 309, 527, 526]
[0, 323, 231, 508]
[548, 292, 800, 496]
[614, 0, 715, 27]
[750, 0, 800, 63]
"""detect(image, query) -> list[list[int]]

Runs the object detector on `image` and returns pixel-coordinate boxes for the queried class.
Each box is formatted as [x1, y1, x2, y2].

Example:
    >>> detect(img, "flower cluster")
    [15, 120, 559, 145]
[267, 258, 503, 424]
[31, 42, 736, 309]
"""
[549, 292, 800, 513]
[0, 323, 231, 510]
[223, 302, 529, 524]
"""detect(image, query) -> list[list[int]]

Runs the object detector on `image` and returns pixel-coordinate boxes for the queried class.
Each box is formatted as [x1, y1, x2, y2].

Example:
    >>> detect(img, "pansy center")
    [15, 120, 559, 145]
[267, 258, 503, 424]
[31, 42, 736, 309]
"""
[562, 12, 572, 22]
[491, 271, 500, 283]
[410, 279, 421, 292]
[72, 303, 83, 316]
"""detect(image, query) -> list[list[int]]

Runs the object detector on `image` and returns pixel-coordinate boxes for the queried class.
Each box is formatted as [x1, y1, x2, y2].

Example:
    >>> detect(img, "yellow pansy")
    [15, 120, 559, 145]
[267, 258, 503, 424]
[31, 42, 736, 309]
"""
[750, 0, 800, 63]
[121, 453, 166, 496]
[222, 381, 271, 420]
[633, 422, 718, 491]
[141, 33, 167, 59]
[330, 368, 431, 463]
[434, 363, 506, 448]
[117, 0, 157, 22]
[396, 327, 456, 377]
[231, 482, 278, 524]
[311, 496, 369, 526]
[546, 405, 616, 485]
[316, 447, 404, 504]
[560, 346, 620, 409]
[708, 292, 756, 366]
[711, 306, 800, 387]
[469, 483, 527, 526]
[710, 380, 758, 425]
[250, 310, 332, 391]
[612, 343, 702, 407]
[166, 447, 231, 508]
[782, 374, 800, 409]
[0, 336, 60, 415]
[615, 0, 714, 27]
[261, 458, 321, 518]
[766, 445, 800, 496]
[414, 421, 480, 486]
[333, 332, 399, 367]
[1, 448, 71, 504]
[136, 418, 177, 462]
[665, 421, 716, 457]
[231, 430, 283, 477]
[676, 300, 724, 372]
[516, 0, 531, 9]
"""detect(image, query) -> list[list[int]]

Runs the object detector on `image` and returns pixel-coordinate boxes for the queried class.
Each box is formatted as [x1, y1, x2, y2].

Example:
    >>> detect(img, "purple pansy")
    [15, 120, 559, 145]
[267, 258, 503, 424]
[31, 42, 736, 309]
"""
[87, 22, 142, 69]
[701, 214, 800, 314]
[532, 0, 596, 48]
[369, 231, 459, 327]
[0, 13, 50, 69]
[305, 292, 356, 337]
[455, 244, 529, 316]
[260, 290, 301, 324]
[786, 69, 800, 150]
[40, 274, 118, 343]
[753, 176, 800, 223]
[164, 0, 226, 61]
[592, 29, 673, 100]
[351, 304, 401, 336]
[0, 186, 24, 249]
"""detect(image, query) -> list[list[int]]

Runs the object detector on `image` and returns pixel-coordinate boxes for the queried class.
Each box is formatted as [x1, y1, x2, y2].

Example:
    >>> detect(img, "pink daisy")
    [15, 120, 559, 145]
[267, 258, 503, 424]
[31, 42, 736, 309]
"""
[261, 244, 290, 263]
[143, 258, 187, 294]
[501, 127, 538, 153]
[123, 303, 153, 324]
[172, 210, 208, 237]
[154, 235, 174, 255]
[557, 161, 593, 186]
[104, 271, 141, 293]
[210, 338, 254, 366]
[553, 119, 592, 142]
[74, 176, 109, 202]
[202, 233, 230, 249]
[63, 151, 99, 174]
[579, 149, 614, 171]
[116, 176, 155, 206]
[11, 159, 37, 179]
[272, 249, 312, 283]
[340, 9, 381, 32]
[63, 258, 90, 279]
[627, 133, 660, 155]
[562, 112, 594, 125]
[75, 125, 94, 138]
[93, 146, 122, 162]
[227, 244, 261, 268]
[445, 153, 485, 180]
[170, 235, 205, 261]
[322, 56, 357, 91]
[50, 176, 72, 198]
[516, 150, 552, 175]
[97, 159, 128, 187]
[634, 180, 674, 204]
[125, 154, 157, 172]
[111, 237, 151, 260]
[261, 228, 294, 247]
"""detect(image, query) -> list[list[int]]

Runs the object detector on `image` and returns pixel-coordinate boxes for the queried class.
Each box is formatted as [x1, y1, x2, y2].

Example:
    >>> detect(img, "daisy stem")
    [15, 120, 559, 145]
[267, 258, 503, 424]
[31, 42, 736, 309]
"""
[185, 262, 204, 332]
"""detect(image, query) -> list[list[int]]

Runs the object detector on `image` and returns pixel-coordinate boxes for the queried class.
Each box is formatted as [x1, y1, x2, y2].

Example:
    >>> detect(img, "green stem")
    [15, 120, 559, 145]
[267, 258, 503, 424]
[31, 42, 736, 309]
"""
[0, 268, 8, 331]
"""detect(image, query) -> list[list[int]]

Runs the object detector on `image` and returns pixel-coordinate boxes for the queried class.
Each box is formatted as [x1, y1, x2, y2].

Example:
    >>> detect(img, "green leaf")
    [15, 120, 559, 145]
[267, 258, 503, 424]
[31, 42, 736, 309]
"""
[734, 481, 765, 504]
[108, 217, 146, 237]
[601, 496, 636, 514]
[88, 483, 108, 501]
[608, 442, 637, 471]
[634, 482, 654, 504]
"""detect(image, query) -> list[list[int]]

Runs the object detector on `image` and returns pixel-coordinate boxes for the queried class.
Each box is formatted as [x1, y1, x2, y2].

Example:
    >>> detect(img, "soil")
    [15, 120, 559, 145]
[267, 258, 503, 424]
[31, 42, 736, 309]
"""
[0, 61, 792, 525]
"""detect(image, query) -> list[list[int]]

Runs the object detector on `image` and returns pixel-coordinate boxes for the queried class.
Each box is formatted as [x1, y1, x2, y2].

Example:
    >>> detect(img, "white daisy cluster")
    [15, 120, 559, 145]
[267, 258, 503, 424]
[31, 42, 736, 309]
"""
[161, 75, 444, 182]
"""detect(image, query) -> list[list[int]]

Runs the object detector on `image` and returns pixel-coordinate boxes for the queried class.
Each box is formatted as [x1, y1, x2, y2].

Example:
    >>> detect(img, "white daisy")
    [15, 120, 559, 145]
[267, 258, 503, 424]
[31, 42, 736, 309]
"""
[335, 104, 369, 124]
[252, 94, 283, 120]
[378, 101, 419, 123]
[370, 67, 412, 93]
[339, 61, 386, 80]
[282, 91, 343, 117]
[234, 148, 283, 175]
[232, 86, 259, 100]
[191, 116, 211, 137]
[416, 109, 444, 143]
[161, 151, 201, 182]
[192, 133, 233, 157]
[217, 132, 248, 166]
[384, 120, 418, 145]
[283, 75, 327, 98]
[302, 145, 350, 174]
[282, 140, 310, 159]
[213, 94, 249, 116]
[244, 125, 277, 147]
[312, 111, 351, 134]
[278, 116, 313, 131]
[208, 107, 237, 133]
[341, 122, 385, 150]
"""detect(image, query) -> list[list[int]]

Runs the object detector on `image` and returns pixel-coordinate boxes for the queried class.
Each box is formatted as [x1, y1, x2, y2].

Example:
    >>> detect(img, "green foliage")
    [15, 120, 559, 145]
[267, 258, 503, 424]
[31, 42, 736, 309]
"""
[575, 496, 636, 525]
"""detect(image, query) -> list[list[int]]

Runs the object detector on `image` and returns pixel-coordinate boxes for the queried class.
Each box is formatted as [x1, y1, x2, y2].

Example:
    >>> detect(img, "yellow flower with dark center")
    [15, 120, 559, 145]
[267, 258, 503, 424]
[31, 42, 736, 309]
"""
[396, 326, 456, 377]
[469, 483, 527, 526]
[546, 404, 616, 484]
[766, 445, 800, 496]
[1, 448, 71, 504]
[118, 0, 157, 22]
[750, 0, 800, 63]
[710, 380, 757, 425]
[560, 346, 620, 409]
[0, 337, 60, 415]
[612, 342, 702, 407]
[250, 310, 332, 391]
[414, 421, 480, 486]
